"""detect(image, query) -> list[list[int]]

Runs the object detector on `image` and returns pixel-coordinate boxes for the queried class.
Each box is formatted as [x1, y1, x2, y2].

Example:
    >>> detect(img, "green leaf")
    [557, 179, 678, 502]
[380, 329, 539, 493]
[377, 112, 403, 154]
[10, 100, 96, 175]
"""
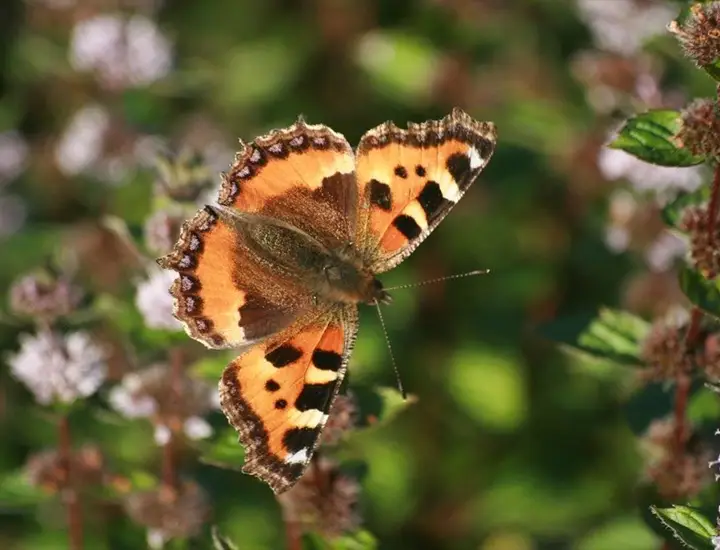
[0, 470, 53, 510]
[303, 530, 378, 550]
[199, 428, 244, 470]
[609, 110, 705, 167]
[662, 185, 711, 229]
[356, 32, 439, 104]
[687, 386, 720, 424]
[703, 60, 720, 82]
[539, 308, 651, 366]
[678, 264, 720, 320]
[650, 505, 716, 549]
[126, 470, 159, 491]
[191, 354, 232, 383]
[99, 469, 158, 501]
[351, 385, 416, 431]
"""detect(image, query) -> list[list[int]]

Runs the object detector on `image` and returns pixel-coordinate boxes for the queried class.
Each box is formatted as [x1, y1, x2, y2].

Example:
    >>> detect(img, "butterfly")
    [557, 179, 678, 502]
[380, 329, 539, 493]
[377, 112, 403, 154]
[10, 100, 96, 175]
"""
[157, 109, 497, 493]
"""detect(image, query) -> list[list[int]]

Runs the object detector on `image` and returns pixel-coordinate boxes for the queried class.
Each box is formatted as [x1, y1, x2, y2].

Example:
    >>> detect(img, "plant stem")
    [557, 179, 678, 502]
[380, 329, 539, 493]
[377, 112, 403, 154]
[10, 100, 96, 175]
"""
[59, 415, 83, 550]
[284, 518, 302, 550]
[161, 348, 183, 492]
[673, 374, 691, 452]
[679, 307, 703, 451]
[708, 162, 720, 248]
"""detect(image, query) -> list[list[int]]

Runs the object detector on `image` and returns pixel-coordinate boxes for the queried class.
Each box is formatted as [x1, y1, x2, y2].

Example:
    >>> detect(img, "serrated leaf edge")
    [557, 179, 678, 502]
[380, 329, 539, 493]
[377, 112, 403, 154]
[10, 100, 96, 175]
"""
[650, 505, 716, 550]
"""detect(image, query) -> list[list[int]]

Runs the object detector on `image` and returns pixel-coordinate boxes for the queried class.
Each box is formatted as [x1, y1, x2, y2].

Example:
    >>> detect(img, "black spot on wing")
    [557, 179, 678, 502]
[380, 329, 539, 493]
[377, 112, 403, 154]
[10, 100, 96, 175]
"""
[275, 399, 288, 409]
[265, 379, 280, 392]
[369, 179, 392, 211]
[446, 152, 472, 189]
[418, 181, 454, 224]
[265, 345, 303, 368]
[476, 136, 494, 160]
[415, 165, 426, 177]
[393, 214, 422, 240]
[283, 427, 319, 453]
[295, 382, 335, 412]
[394, 165, 408, 178]
[312, 349, 342, 371]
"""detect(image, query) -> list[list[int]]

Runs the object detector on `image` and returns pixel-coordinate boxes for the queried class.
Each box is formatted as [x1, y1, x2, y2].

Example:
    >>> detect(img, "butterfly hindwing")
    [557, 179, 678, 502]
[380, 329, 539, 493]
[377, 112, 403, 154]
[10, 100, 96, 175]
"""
[219, 307, 358, 493]
[354, 108, 497, 272]
[157, 207, 311, 349]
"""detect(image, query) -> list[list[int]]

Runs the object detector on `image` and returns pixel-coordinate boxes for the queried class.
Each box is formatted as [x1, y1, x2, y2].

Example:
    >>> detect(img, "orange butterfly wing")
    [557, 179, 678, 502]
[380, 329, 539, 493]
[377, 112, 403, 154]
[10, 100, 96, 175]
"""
[354, 108, 497, 272]
[217, 118, 357, 250]
[157, 207, 311, 349]
[219, 307, 358, 493]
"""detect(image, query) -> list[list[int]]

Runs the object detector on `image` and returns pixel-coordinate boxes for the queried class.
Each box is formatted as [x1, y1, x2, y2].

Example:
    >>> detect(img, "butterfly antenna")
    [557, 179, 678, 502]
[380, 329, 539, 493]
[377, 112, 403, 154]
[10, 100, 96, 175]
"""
[383, 269, 490, 292]
[374, 299, 406, 400]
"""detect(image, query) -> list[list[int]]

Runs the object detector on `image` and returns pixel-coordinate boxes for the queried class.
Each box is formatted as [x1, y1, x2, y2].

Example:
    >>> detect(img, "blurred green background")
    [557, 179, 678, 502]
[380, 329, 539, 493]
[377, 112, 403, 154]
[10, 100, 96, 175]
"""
[0, 0, 717, 548]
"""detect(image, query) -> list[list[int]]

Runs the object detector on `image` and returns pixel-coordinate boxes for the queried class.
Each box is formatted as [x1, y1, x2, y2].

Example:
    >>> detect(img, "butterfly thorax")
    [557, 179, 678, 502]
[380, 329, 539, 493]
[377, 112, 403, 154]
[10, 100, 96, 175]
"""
[320, 248, 391, 306]
[229, 208, 390, 306]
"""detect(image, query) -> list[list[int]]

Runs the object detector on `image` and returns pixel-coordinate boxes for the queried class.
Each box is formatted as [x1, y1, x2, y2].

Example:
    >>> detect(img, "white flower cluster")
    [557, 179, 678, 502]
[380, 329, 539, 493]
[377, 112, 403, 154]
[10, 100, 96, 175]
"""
[69, 14, 173, 89]
[576, 0, 676, 56]
[8, 330, 107, 405]
[598, 147, 703, 196]
[108, 372, 157, 419]
[135, 268, 183, 331]
[55, 105, 110, 177]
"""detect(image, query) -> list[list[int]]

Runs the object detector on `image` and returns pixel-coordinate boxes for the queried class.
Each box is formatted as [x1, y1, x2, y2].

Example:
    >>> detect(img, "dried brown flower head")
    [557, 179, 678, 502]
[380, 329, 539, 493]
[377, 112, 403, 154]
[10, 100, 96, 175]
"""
[277, 458, 361, 539]
[669, 3, 720, 67]
[124, 481, 210, 547]
[9, 271, 82, 321]
[676, 98, 720, 159]
[320, 393, 358, 447]
[640, 315, 694, 381]
[640, 417, 713, 500]
[25, 445, 105, 494]
[680, 205, 720, 278]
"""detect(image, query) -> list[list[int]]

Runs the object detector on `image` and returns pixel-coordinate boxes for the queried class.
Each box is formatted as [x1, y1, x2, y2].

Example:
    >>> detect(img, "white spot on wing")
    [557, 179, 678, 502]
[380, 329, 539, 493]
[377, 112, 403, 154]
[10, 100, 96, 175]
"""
[294, 409, 328, 428]
[285, 448, 309, 464]
[468, 146, 483, 170]
[443, 182, 461, 202]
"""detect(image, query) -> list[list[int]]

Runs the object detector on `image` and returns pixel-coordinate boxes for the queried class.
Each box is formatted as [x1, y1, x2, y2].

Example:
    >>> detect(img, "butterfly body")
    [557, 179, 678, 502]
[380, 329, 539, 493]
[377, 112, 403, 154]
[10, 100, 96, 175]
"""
[213, 205, 389, 308]
[158, 109, 496, 493]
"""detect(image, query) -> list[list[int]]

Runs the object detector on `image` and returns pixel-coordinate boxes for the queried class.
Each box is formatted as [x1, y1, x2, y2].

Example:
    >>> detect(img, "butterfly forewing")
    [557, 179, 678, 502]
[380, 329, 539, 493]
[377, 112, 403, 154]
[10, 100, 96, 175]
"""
[354, 108, 496, 273]
[218, 119, 358, 251]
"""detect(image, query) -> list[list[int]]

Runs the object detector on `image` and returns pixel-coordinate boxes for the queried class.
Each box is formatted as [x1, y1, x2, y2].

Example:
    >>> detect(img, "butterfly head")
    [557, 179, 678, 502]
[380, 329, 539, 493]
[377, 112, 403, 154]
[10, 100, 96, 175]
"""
[367, 277, 392, 306]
